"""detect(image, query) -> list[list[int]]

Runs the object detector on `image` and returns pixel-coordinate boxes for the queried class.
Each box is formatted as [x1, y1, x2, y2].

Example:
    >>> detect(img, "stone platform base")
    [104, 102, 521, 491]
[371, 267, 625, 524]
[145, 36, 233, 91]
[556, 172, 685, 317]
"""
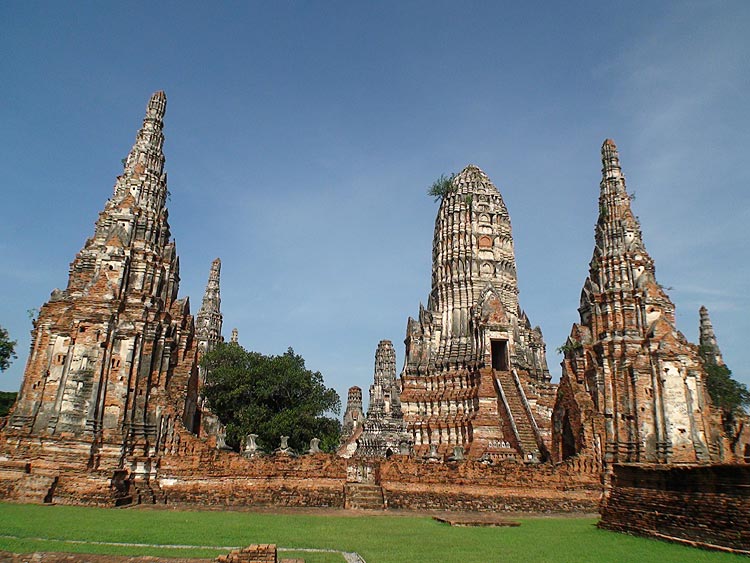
[433, 515, 521, 527]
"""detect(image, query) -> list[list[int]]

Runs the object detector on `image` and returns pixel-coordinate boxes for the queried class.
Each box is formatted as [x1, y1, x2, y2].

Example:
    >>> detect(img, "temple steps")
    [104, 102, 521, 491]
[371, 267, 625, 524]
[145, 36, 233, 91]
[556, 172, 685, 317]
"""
[132, 479, 165, 504]
[344, 482, 384, 510]
[494, 370, 540, 457]
[12, 474, 58, 504]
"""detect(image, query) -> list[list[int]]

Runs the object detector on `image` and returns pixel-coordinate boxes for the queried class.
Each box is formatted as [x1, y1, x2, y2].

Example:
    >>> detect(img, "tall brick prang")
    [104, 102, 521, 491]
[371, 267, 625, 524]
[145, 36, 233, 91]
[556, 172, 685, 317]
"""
[551, 140, 727, 468]
[2, 91, 200, 477]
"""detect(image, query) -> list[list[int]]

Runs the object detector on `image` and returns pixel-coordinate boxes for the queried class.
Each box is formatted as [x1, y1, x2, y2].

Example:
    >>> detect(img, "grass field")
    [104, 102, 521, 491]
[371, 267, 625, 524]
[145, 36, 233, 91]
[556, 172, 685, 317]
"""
[0, 503, 744, 563]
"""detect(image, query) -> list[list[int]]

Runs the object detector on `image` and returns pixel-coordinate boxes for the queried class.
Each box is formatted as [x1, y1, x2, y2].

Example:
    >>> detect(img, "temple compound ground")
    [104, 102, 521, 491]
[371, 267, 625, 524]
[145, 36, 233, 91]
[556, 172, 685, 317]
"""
[0, 92, 748, 557]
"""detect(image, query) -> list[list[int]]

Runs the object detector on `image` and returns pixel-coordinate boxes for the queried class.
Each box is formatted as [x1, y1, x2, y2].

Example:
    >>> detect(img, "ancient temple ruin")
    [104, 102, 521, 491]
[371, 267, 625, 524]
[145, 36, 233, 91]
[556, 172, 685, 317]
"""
[699, 305, 725, 367]
[339, 386, 364, 454]
[340, 340, 409, 457]
[0, 93, 746, 548]
[551, 139, 727, 467]
[400, 165, 555, 461]
[1, 91, 202, 479]
[195, 257, 224, 436]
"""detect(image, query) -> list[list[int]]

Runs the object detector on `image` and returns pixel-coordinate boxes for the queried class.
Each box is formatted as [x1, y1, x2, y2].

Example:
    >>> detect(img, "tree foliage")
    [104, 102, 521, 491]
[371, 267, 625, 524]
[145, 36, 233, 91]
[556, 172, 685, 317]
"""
[0, 325, 17, 372]
[0, 391, 17, 417]
[427, 173, 456, 202]
[699, 346, 750, 428]
[201, 343, 341, 453]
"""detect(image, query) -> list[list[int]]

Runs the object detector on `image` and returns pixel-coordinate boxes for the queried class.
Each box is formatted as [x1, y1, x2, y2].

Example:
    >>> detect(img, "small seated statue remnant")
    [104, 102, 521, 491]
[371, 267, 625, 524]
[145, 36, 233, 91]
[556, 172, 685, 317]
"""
[274, 435, 297, 456]
[242, 433, 263, 458]
[215, 427, 233, 451]
[308, 437, 321, 454]
[423, 443, 442, 462]
[447, 445, 465, 462]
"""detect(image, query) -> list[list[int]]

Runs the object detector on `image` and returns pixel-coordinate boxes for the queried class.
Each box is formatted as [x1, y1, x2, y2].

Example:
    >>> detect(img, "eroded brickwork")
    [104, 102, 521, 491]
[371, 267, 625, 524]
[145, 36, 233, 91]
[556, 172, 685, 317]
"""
[400, 165, 555, 461]
[217, 545, 277, 563]
[552, 140, 727, 469]
[0, 92, 200, 498]
[380, 454, 600, 512]
[600, 464, 750, 554]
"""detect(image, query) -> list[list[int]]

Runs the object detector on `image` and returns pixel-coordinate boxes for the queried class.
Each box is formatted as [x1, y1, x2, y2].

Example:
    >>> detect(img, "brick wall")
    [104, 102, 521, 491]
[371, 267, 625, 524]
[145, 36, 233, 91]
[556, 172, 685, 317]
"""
[380, 455, 600, 512]
[599, 464, 750, 554]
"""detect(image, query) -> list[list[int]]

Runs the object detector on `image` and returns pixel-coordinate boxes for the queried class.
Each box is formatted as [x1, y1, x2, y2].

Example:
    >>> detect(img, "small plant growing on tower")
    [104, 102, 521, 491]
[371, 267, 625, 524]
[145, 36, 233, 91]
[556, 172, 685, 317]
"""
[556, 339, 583, 355]
[427, 173, 457, 202]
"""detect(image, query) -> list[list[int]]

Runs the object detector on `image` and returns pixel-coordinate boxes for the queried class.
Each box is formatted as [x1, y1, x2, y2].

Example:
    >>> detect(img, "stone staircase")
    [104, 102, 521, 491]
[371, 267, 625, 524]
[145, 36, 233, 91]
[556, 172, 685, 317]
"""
[344, 482, 384, 510]
[131, 478, 165, 504]
[12, 474, 58, 504]
[494, 370, 539, 457]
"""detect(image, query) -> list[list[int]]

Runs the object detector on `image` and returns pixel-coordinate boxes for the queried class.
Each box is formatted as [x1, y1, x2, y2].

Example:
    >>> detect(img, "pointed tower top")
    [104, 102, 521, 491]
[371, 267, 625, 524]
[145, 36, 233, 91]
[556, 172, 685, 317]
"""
[122, 91, 167, 171]
[196, 257, 223, 345]
[699, 306, 725, 366]
[114, 91, 168, 210]
[601, 138, 623, 180]
[147, 91, 167, 120]
[594, 139, 646, 254]
[451, 164, 501, 198]
[230, 328, 238, 345]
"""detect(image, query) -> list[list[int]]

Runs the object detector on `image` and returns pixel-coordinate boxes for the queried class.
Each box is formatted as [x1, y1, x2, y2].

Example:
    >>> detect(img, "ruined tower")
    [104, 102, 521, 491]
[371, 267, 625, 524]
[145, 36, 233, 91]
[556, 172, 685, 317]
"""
[552, 140, 725, 467]
[400, 165, 554, 461]
[699, 306, 725, 367]
[194, 258, 224, 436]
[339, 386, 364, 456]
[195, 258, 223, 382]
[2, 92, 200, 474]
[352, 340, 409, 457]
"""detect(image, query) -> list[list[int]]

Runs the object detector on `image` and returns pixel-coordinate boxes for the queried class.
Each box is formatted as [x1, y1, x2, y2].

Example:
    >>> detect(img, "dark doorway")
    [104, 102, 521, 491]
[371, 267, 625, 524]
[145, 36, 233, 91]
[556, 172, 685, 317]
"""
[744, 443, 750, 463]
[491, 340, 508, 371]
[562, 411, 577, 460]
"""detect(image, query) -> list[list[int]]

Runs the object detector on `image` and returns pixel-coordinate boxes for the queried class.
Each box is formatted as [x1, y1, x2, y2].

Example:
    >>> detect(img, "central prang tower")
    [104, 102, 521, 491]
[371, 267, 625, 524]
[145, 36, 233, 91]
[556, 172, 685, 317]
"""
[400, 165, 553, 461]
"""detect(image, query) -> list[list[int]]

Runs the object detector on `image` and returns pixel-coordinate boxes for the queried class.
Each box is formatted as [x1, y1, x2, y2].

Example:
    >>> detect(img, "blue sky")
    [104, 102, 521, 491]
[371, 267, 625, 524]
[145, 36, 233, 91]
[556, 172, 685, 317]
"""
[1, 2, 748, 408]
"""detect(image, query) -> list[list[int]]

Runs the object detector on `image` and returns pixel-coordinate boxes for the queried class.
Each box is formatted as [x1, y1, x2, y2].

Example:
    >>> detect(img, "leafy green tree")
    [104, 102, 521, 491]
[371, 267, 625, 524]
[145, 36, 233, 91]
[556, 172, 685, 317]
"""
[201, 343, 341, 453]
[0, 391, 18, 417]
[0, 325, 17, 372]
[699, 346, 749, 430]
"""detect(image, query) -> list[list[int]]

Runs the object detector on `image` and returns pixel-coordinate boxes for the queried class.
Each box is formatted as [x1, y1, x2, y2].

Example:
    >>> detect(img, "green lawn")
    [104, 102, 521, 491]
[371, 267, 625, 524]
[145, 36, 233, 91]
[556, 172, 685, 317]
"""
[0, 503, 744, 563]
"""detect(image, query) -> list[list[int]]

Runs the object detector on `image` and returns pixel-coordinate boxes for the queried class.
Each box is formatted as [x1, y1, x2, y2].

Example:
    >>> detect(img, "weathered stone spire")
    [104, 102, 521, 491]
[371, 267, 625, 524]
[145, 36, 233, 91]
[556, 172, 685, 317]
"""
[429, 165, 516, 364]
[196, 258, 223, 348]
[581, 138, 675, 335]
[552, 139, 724, 468]
[368, 340, 400, 418]
[230, 328, 239, 345]
[699, 306, 725, 366]
[400, 164, 553, 460]
[347, 340, 409, 457]
[341, 386, 363, 441]
[114, 91, 168, 213]
[5, 91, 201, 469]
